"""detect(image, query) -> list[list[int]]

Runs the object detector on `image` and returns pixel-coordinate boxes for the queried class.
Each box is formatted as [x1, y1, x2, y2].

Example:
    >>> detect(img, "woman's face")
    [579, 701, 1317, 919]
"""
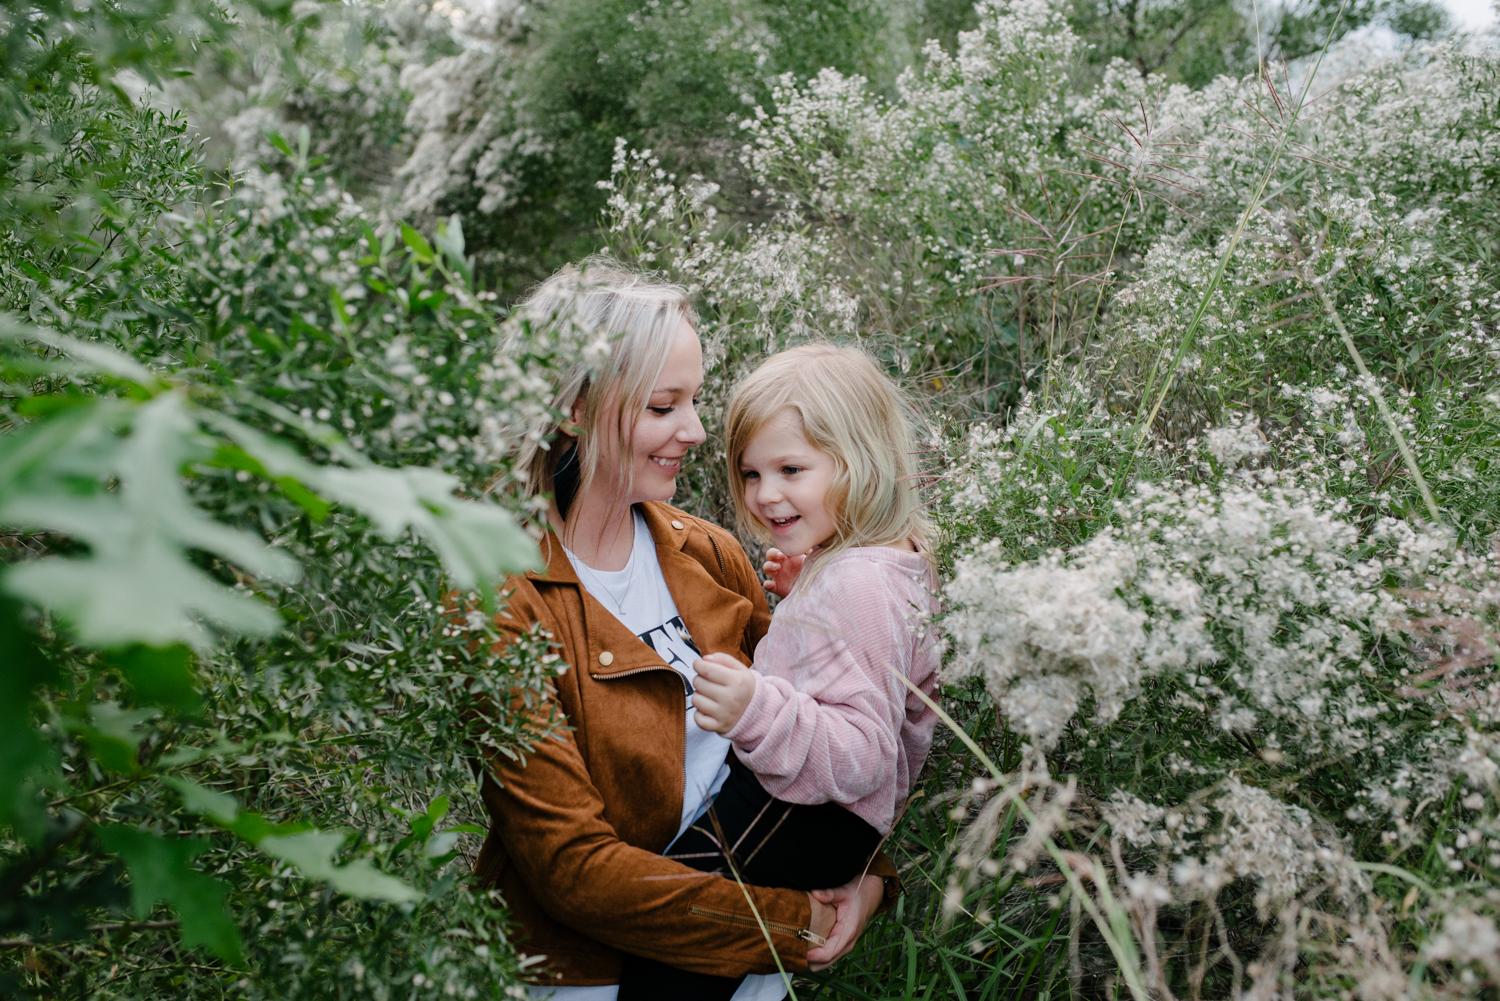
[589, 317, 706, 508]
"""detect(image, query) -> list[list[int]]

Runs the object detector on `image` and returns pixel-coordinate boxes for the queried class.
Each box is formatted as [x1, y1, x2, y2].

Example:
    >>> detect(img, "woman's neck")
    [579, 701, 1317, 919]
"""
[552, 492, 638, 571]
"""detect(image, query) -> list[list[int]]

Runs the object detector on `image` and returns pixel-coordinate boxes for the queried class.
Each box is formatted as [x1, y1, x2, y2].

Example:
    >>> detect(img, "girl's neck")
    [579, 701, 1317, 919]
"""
[553, 490, 637, 571]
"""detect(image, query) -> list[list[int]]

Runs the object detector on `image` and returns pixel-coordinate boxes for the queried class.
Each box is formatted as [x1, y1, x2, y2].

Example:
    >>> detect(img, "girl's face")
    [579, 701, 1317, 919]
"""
[739, 410, 839, 555]
[587, 317, 706, 507]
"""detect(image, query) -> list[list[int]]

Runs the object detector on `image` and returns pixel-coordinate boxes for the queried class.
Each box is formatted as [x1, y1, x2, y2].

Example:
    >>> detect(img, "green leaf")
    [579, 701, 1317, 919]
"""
[0, 392, 301, 649]
[0, 314, 161, 389]
[433, 215, 473, 284]
[275, 477, 332, 520]
[15, 393, 95, 418]
[210, 414, 540, 600]
[97, 826, 244, 965]
[400, 224, 435, 265]
[319, 465, 539, 596]
[73, 702, 158, 774]
[0, 595, 61, 836]
[109, 644, 200, 713]
[258, 830, 422, 904]
[162, 776, 240, 825]
[206, 445, 330, 519]
[441, 824, 486, 835]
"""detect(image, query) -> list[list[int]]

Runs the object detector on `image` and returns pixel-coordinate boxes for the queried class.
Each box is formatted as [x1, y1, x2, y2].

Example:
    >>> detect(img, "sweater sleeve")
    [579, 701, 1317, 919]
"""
[723, 559, 911, 807]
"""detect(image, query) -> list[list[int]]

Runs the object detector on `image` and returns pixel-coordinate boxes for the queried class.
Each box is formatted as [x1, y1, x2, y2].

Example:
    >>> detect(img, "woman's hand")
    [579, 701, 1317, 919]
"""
[761, 548, 807, 599]
[691, 653, 757, 733]
[805, 872, 884, 970]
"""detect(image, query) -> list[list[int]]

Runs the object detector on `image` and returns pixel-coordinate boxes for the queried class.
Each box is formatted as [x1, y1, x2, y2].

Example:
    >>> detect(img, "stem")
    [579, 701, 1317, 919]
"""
[701, 807, 799, 1000]
[889, 671, 1152, 1001]
[1121, 0, 1352, 489]
[1083, 198, 1133, 355]
[1312, 280, 1442, 524]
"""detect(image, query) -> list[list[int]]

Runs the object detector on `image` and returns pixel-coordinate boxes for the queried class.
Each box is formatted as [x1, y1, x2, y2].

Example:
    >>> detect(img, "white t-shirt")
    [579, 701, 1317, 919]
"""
[532, 509, 784, 1001]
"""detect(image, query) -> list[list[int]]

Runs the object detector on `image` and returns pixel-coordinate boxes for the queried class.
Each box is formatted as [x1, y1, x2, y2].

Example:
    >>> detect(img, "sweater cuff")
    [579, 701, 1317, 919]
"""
[724, 670, 777, 746]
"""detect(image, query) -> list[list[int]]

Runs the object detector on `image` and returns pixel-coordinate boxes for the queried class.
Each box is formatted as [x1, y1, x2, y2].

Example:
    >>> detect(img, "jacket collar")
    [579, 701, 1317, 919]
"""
[525, 501, 689, 584]
[525, 502, 714, 679]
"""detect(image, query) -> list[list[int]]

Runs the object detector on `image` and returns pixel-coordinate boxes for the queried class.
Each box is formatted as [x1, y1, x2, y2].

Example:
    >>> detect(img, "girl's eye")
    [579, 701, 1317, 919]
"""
[648, 406, 674, 415]
[741, 470, 759, 481]
[781, 466, 801, 477]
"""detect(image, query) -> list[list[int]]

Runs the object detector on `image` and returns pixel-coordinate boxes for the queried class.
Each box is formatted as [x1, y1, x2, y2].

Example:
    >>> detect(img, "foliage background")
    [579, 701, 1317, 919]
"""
[3, 0, 1499, 998]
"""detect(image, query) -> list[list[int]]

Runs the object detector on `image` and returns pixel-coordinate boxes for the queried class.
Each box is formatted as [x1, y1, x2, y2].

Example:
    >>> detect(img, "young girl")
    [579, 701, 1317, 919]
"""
[617, 343, 941, 1001]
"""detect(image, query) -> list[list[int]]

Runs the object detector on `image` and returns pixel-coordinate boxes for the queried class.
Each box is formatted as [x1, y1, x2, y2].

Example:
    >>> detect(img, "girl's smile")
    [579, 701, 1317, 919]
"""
[738, 410, 839, 558]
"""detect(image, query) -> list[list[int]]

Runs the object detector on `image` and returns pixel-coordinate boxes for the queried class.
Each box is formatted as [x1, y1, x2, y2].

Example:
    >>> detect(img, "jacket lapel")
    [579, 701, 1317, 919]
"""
[526, 504, 754, 676]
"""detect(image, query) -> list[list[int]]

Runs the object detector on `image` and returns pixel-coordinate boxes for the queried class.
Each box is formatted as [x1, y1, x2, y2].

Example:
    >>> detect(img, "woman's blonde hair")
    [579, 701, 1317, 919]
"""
[511, 256, 697, 542]
[725, 343, 933, 571]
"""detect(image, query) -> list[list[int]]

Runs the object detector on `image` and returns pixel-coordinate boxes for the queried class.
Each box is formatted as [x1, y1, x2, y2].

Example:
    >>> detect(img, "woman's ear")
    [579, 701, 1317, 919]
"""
[556, 394, 586, 439]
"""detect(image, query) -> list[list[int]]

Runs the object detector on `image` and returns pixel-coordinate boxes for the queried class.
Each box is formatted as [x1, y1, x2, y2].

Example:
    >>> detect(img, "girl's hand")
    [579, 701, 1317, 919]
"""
[762, 548, 807, 599]
[691, 653, 757, 733]
[806, 873, 884, 970]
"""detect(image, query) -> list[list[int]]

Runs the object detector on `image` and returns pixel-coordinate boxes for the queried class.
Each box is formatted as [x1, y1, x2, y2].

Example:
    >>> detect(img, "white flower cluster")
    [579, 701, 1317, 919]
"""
[1104, 781, 1364, 917]
[946, 459, 1434, 755]
[946, 531, 1149, 748]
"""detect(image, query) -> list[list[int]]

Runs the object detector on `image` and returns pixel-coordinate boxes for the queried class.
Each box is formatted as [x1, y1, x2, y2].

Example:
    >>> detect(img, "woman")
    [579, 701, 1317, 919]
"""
[474, 258, 899, 1000]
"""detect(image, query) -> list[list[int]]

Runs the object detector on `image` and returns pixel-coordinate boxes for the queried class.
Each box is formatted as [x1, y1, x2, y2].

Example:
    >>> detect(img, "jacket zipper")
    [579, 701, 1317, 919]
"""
[706, 530, 727, 584]
[591, 665, 692, 695]
[689, 905, 825, 946]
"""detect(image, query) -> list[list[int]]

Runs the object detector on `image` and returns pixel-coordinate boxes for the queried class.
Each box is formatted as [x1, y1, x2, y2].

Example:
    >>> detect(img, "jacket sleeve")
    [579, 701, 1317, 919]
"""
[481, 594, 814, 977]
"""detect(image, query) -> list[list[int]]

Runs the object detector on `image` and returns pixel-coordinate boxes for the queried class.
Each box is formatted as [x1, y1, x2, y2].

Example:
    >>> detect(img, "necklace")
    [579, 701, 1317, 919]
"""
[567, 533, 638, 615]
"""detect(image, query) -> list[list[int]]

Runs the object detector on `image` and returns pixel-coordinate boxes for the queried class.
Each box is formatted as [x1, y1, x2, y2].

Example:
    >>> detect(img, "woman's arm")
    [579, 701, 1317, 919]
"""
[481, 727, 820, 976]
[479, 592, 816, 978]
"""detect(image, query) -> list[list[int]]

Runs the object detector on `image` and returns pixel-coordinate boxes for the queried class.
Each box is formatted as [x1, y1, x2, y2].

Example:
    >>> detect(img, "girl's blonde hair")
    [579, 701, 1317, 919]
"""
[511, 256, 697, 542]
[725, 343, 933, 570]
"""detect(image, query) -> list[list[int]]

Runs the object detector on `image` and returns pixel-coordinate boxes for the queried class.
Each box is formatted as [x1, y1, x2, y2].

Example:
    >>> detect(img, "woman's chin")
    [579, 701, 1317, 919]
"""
[636, 472, 680, 504]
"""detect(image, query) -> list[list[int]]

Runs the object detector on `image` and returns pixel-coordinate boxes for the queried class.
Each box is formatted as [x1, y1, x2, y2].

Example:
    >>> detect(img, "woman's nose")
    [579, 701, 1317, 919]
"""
[677, 403, 707, 446]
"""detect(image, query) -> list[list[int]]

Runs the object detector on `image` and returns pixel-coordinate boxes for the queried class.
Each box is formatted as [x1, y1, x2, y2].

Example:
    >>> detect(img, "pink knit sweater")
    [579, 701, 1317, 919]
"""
[723, 546, 942, 834]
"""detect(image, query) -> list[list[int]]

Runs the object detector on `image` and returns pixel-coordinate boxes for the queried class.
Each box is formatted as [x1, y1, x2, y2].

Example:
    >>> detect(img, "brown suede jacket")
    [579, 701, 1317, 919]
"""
[473, 501, 900, 987]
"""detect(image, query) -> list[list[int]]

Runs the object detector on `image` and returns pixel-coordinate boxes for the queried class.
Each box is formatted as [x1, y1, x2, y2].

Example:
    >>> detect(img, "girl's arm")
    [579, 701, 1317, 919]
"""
[721, 560, 916, 805]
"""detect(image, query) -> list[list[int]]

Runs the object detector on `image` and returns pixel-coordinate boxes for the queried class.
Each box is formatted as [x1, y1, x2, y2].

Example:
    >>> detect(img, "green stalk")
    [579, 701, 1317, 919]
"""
[1121, 0, 1352, 486]
[715, 821, 800, 1000]
[890, 671, 1152, 1001]
[1312, 281, 1442, 524]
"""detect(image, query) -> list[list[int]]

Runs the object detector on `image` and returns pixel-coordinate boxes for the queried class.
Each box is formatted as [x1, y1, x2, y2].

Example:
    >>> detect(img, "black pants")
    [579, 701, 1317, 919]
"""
[616, 754, 883, 1001]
